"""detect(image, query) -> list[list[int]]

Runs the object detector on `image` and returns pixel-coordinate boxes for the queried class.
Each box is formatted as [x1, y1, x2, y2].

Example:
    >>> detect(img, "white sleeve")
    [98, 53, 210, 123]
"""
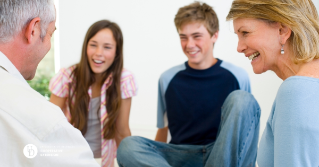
[0, 71, 100, 167]
[36, 119, 100, 167]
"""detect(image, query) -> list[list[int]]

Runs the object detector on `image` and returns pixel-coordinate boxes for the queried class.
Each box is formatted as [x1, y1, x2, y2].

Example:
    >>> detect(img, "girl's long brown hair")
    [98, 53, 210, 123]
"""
[68, 20, 123, 139]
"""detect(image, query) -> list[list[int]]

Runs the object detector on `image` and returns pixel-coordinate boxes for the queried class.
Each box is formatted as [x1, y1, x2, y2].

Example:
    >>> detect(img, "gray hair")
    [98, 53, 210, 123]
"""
[0, 0, 55, 43]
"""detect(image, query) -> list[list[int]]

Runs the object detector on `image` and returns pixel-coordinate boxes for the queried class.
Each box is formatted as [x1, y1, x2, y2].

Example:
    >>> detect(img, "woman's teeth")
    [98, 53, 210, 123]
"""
[93, 59, 103, 64]
[248, 52, 260, 60]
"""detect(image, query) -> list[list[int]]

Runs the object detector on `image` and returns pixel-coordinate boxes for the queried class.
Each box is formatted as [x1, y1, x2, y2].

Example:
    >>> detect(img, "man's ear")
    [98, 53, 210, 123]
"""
[279, 23, 291, 45]
[211, 31, 219, 44]
[25, 17, 41, 44]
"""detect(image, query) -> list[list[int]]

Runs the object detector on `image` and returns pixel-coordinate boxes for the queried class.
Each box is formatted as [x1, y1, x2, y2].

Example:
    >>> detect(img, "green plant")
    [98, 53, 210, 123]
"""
[27, 74, 52, 100]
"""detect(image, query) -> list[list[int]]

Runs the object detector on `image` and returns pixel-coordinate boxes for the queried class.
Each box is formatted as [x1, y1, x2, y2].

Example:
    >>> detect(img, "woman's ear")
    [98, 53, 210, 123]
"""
[24, 17, 41, 44]
[279, 23, 292, 45]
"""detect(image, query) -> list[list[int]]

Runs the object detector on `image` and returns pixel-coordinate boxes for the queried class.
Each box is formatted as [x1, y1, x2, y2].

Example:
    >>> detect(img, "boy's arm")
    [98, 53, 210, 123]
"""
[155, 127, 168, 143]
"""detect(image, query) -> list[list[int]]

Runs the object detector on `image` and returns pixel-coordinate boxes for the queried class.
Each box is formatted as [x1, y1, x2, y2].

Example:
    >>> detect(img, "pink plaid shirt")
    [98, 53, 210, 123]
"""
[49, 66, 138, 167]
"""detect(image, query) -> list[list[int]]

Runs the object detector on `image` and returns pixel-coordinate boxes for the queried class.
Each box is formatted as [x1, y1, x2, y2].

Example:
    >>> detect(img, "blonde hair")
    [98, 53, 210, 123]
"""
[174, 2, 219, 36]
[227, 0, 319, 63]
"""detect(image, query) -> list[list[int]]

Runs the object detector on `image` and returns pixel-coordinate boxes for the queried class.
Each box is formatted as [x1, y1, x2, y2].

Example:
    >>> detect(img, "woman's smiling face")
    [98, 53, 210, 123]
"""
[234, 18, 282, 74]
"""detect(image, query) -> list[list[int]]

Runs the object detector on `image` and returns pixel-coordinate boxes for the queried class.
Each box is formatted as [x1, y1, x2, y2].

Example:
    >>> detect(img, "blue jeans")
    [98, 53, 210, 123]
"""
[117, 90, 260, 167]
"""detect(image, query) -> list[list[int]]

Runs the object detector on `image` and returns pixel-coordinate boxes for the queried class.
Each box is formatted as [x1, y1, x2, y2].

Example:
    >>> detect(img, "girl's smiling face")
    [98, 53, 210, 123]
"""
[87, 28, 116, 75]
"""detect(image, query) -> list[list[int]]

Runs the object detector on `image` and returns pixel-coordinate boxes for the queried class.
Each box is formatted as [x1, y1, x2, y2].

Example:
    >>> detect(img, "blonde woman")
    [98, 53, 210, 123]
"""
[227, 0, 319, 166]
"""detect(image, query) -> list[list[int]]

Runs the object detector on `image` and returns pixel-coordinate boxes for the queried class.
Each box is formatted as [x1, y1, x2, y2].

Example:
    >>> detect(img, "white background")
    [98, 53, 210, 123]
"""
[54, 0, 319, 141]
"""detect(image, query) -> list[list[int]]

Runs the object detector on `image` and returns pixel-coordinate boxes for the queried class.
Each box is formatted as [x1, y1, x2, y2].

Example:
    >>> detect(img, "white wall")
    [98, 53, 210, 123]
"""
[315, 0, 319, 11]
[56, 0, 285, 140]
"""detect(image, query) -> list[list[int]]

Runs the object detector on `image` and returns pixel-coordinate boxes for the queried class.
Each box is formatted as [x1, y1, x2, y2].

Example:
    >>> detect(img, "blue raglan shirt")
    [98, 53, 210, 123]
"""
[257, 76, 319, 167]
[157, 59, 251, 145]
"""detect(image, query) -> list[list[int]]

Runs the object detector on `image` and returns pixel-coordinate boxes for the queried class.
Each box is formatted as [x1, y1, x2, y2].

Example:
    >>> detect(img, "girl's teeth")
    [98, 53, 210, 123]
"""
[94, 60, 102, 63]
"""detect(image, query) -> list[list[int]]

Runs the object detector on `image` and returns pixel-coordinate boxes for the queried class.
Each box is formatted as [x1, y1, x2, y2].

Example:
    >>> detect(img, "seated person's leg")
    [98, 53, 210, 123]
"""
[205, 90, 261, 167]
[117, 136, 171, 167]
[117, 136, 203, 167]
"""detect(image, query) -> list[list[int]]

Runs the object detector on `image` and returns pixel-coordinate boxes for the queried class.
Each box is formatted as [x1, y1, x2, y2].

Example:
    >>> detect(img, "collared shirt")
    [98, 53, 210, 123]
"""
[49, 65, 138, 167]
[0, 52, 27, 84]
[0, 52, 99, 166]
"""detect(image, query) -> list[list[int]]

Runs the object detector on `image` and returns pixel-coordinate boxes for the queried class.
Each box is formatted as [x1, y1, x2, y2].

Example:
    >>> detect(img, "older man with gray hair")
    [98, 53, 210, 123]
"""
[0, 0, 99, 166]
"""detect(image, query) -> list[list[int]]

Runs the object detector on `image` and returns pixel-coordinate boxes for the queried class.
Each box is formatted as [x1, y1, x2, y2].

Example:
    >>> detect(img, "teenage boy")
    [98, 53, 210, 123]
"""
[117, 2, 260, 167]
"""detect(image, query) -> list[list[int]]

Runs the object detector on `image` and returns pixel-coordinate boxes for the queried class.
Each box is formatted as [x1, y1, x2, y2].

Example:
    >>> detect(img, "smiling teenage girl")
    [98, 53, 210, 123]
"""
[49, 20, 138, 167]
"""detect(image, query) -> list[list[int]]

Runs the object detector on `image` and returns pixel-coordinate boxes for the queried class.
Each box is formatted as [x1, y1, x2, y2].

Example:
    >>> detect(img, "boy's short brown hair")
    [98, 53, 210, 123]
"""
[174, 2, 219, 36]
